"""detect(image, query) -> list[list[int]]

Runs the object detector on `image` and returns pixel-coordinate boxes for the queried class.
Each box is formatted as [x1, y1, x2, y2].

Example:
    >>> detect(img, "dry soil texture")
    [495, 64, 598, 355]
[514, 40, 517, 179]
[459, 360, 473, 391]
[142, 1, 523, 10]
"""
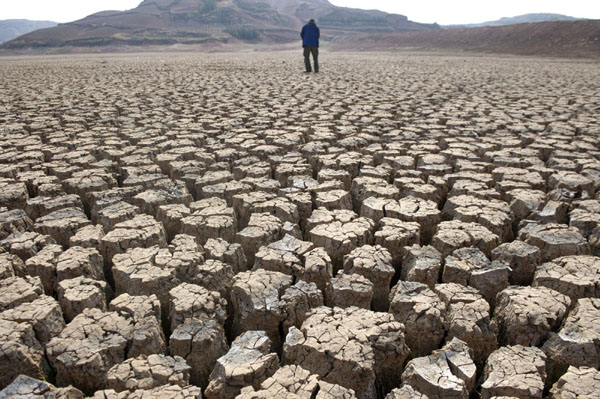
[0, 52, 600, 399]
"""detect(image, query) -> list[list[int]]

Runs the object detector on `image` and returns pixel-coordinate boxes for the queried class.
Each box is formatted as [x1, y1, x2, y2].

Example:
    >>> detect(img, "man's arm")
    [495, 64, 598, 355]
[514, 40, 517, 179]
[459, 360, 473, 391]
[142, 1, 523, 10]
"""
[300, 26, 305, 39]
[317, 27, 320, 39]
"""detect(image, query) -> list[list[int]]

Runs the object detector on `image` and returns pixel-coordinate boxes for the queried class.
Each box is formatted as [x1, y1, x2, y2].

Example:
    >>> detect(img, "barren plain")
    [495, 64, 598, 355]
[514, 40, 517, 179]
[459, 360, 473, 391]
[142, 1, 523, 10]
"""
[0, 52, 599, 399]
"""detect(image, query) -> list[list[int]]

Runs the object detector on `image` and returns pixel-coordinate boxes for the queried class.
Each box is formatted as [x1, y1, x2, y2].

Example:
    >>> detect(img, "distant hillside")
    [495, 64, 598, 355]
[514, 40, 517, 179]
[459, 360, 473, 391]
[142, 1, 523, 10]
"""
[334, 20, 600, 59]
[0, 19, 57, 43]
[2, 0, 438, 49]
[456, 13, 580, 28]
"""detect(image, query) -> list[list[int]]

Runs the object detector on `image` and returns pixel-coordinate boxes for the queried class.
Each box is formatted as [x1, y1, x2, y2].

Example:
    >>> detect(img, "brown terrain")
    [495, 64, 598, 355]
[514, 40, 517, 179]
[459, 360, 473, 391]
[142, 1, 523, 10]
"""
[0, 51, 600, 398]
[335, 20, 600, 58]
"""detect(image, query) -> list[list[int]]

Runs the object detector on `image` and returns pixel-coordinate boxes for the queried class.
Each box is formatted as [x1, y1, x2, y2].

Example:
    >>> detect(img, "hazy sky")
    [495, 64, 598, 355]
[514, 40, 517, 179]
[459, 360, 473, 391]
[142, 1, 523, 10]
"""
[1, 0, 599, 25]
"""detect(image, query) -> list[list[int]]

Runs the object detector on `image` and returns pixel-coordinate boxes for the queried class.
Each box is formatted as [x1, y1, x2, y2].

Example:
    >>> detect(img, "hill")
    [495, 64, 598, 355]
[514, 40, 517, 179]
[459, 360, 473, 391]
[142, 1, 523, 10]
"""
[457, 13, 580, 28]
[0, 19, 57, 43]
[2, 0, 438, 49]
[334, 20, 600, 58]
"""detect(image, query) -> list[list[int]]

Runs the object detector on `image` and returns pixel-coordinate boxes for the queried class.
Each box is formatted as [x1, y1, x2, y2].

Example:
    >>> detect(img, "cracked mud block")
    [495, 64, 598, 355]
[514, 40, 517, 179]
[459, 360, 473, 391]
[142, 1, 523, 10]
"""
[94, 202, 140, 232]
[491, 240, 541, 285]
[205, 330, 279, 399]
[432, 220, 500, 259]
[360, 197, 396, 225]
[204, 238, 247, 274]
[0, 231, 56, 261]
[315, 189, 353, 211]
[0, 209, 33, 240]
[89, 187, 143, 216]
[195, 259, 235, 305]
[274, 163, 312, 188]
[91, 385, 202, 398]
[69, 224, 105, 248]
[46, 308, 135, 394]
[0, 276, 43, 311]
[387, 196, 441, 243]
[533, 255, 600, 303]
[63, 171, 117, 206]
[325, 273, 373, 309]
[132, 185, 193, 218]
[105, 354, 191, 393]
[254, 234, 314, 278]
[343, 245, 394, 311]
[494, 286, 570, 346]
[280, 190, 312, 230]
[542, 298, 600, 377]
[0, 294, 65, 344]
[0, 319, 50, 389]
[569, 200, 600, 238]
[389, 281, 446, 356]
[548, 366, 600, 399]
[236, 213, 283, 266]
[57, 277, 108, 322]
[0, 253, 26, 279]
[385, 385, 431, 399]
[236, 364, 357, 399]
[549, 171, 595, 198]
[0, 374, 84, 398]
[351, 177, 400, 209]
[100, 214, 167, 266]
[156, 203, 191, 242]
[308, 210, 374, 269]
[443, 195, 513, 241]
[169, 318, 228, 389]
[194, 170, 234, 197]
[168, 282, 227, 332]
[318, 169, 352, 190]
[518, 223, 591, 262]
[56, 246, 104, 282]
[231, 270, 292, 349]
[481, 345, 547, 399]
[401, 245, 442, 288]
[111, 236, 205, 310]
[504, 189, 546, 220]
[200, 181, 252, 205]
[374, 218, 420, 267]
[33, 208, 91, 247]
[24, 243, 62, 294]
[25, 194, 83, 221]
[232, 192, 277, 228]
[280, 280, 323, 336]
[109, 294, 166, 358]
[181, 204, 236, 245]
[283, 306, 410, 399]
[592, 227, 600, 257]
[435, 283, 498, 364]
[301, 247, 334, 293]
[0, 179, 28, 211]
[530, 199, 570, 224]
[442, 247, 510, 305]
[401, 338, 476, 399]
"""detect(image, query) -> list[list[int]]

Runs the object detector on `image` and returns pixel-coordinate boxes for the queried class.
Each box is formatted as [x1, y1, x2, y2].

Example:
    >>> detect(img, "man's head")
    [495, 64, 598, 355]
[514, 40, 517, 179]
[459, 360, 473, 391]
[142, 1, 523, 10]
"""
[309, 19, 315, 24]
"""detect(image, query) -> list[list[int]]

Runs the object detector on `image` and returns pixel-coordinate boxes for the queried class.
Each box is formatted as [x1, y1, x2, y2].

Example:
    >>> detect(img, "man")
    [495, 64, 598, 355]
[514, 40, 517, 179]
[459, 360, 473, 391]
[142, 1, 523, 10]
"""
[301, 19, 320, 73]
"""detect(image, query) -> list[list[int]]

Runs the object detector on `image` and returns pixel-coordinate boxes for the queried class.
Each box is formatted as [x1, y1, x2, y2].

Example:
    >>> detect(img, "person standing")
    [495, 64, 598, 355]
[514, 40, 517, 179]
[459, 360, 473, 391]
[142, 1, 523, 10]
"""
[301, 19, 320, 73]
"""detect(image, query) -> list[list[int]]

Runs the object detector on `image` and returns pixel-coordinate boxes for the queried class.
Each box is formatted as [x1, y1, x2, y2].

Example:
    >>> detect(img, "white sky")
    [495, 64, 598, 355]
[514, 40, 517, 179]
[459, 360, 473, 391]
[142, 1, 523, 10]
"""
[0, 0, 599, 25]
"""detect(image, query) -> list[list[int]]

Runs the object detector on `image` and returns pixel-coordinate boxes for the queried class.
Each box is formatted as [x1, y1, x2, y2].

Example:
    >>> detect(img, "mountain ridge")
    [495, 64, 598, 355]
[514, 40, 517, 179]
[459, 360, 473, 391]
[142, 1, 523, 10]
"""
[2, 0, 438, 49]
[0, 19, 58, 44]
[452, 13, 581, 28]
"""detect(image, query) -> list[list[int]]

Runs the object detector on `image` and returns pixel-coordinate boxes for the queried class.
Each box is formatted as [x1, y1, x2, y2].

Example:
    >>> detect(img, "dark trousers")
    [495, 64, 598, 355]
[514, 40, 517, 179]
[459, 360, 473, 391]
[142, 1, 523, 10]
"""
[304, 46, 319, 72]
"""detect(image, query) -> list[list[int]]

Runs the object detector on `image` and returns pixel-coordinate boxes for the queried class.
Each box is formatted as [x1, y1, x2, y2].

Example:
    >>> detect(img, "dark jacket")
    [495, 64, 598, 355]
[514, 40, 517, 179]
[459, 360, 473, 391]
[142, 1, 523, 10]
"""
[301, 21, 320, 47]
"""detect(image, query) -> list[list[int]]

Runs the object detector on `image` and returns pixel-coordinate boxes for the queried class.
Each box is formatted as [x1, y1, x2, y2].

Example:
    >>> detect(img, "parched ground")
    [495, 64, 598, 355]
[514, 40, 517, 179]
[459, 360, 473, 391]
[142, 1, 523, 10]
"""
[0, 52, 599, 399]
